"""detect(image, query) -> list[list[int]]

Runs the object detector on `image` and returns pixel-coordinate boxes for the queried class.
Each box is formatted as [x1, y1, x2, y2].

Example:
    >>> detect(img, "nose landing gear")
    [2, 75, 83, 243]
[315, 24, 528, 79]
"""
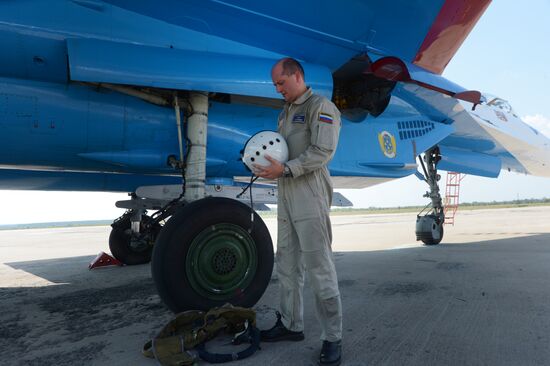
[416, 147, 445, 245]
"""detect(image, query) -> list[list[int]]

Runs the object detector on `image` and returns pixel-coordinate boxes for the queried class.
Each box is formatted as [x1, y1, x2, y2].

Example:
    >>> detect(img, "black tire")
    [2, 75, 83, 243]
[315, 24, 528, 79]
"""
[109, 214, 161, 265]
[422, 223, 443, 245]
[151, 197, 274, 312]
[416, 214, 444, 245]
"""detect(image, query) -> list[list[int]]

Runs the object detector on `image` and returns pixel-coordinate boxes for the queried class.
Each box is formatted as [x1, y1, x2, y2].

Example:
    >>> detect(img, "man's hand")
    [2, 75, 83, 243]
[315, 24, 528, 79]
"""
[253, 155, 284, 179]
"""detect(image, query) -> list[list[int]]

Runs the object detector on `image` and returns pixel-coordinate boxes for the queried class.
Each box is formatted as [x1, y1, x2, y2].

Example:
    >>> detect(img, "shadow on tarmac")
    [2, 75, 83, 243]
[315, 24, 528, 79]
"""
[1, 233, 550, 365]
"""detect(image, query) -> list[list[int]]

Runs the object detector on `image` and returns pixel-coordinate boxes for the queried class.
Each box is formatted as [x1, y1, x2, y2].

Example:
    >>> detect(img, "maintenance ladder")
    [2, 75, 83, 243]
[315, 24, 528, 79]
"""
[444, 172, 465, 225]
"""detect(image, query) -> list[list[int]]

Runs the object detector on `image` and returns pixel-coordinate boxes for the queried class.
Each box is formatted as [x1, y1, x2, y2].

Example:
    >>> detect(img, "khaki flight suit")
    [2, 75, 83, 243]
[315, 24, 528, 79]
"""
[276, 87, 342, 342]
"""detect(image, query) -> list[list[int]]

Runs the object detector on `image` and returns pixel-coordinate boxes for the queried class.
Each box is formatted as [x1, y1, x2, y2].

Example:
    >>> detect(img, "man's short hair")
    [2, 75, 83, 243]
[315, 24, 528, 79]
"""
[280, 58, 305, 79]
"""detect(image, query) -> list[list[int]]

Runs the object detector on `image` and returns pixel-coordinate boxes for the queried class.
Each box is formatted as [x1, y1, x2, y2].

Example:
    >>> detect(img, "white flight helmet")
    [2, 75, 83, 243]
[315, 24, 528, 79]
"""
[242, 131, 289, 172]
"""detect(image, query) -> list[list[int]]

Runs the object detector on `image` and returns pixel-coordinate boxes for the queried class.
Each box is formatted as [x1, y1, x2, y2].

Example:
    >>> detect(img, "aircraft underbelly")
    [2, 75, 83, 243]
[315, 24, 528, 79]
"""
[0, 76, 459, 191]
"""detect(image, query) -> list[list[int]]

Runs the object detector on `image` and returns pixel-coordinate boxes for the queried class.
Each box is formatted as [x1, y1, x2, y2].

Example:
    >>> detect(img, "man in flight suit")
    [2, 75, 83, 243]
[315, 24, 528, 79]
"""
[253, 57, 343, 366]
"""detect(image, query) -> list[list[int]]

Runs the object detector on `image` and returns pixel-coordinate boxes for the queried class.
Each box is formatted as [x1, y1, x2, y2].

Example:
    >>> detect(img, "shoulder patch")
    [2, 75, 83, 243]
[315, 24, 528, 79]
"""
[318, 112, 333, 124]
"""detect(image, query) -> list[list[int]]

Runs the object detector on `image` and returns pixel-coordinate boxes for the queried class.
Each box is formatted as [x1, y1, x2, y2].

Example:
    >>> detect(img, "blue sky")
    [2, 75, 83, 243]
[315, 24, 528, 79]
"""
[1, 1, 549, 223]
[445, 0, 550, 120]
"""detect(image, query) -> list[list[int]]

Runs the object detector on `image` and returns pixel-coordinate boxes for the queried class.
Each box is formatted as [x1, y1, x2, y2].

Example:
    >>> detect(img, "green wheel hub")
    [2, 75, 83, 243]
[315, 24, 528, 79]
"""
[186, 223, 258, 300]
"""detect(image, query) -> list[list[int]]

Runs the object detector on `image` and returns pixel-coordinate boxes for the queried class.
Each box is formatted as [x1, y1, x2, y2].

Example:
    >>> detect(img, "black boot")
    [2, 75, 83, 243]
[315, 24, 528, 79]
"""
[260, 311, 305, 342]
[319, 340, 342, 366]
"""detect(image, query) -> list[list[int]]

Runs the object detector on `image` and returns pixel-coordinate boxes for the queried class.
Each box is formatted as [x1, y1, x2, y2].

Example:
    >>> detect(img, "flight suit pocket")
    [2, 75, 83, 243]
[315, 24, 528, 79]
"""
[316, 123, 337, 150]
[277, 217, 290, 249]
[286, 125, 310, 160]
[304, 175, 320, 198]
[293, 217, 325, 253]
[287, 177, 321, 220]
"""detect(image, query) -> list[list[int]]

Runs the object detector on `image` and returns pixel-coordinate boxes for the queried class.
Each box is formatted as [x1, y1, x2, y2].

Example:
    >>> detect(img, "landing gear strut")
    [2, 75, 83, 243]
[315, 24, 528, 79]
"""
[416, 147, 445, 245]
[148, 91, 274, 312]
[109, 91, 274, 310]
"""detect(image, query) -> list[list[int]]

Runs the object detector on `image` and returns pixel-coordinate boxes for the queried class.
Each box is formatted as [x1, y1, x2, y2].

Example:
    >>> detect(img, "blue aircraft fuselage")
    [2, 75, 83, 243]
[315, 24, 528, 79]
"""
[2, 0, 538, 194]
[0, 73, 449, 192]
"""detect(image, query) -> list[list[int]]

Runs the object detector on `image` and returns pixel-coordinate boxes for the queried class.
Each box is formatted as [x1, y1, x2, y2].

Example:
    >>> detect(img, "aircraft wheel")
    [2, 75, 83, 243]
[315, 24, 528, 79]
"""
[152, 197, 274, 312]
[109, 214, 161, 265]
[415, 214, 444, 245]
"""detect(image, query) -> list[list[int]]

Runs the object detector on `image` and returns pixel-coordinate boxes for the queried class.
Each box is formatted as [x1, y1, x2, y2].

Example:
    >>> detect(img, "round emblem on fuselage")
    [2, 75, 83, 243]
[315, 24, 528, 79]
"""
[378, 131, 396, 158]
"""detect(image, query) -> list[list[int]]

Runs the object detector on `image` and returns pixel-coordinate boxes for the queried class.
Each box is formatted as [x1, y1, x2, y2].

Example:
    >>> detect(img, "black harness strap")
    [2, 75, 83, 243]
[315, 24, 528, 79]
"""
[196, 324, 261, 363]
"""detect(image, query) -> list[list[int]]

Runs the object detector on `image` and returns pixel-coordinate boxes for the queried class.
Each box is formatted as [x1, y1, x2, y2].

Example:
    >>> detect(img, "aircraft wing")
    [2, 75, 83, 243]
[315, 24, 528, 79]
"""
[101, 0, 490, 75]
[62, 0, 490, 102]
[67, 38, 335, 99]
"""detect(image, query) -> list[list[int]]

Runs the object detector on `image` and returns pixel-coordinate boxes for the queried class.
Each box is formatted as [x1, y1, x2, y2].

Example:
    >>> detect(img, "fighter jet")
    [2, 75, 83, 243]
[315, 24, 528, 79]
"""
[0, 0, 548, 311]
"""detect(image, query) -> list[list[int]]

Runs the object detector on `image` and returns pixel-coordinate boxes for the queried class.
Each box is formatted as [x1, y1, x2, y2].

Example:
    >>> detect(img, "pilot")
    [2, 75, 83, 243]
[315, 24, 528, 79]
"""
[253, 57, 343, 366]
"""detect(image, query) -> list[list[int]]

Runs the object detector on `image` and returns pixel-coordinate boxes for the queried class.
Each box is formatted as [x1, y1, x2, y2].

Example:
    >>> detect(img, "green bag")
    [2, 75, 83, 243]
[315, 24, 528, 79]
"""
[143, 304, 259, 366]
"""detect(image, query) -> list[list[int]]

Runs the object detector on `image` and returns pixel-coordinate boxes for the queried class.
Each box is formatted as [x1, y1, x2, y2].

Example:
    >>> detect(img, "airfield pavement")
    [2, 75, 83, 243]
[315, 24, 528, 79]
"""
[0, 206, 549, 366]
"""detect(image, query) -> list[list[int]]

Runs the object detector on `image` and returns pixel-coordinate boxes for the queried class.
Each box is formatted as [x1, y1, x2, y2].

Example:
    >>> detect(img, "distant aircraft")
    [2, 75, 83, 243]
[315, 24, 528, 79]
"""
[1, 0, 549, 311]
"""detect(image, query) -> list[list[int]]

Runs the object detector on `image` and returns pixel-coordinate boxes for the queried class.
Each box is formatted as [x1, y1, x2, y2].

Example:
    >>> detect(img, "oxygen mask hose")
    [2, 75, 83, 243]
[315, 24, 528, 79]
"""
[237, 174, 258, 233]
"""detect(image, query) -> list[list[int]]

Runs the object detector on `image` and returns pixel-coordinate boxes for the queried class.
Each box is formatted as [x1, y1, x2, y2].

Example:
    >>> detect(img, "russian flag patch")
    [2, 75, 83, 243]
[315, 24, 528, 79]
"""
[318, 112, 333, 124]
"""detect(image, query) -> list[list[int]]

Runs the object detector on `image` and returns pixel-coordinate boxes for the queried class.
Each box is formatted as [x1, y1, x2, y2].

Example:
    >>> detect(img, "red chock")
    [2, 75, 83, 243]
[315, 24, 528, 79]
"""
[89, 251, 123, 269]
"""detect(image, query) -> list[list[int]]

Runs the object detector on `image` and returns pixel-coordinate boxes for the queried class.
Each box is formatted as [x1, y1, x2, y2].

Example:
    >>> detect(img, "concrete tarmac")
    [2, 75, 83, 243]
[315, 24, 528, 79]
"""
[1, 206, 549, 365]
